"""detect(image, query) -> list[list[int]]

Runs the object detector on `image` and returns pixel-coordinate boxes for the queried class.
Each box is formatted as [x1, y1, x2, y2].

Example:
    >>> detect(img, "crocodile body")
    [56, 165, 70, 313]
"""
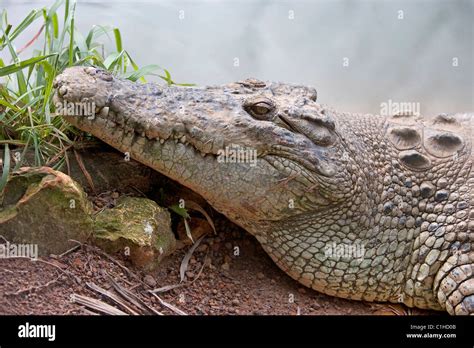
[54, 67, 474, 315]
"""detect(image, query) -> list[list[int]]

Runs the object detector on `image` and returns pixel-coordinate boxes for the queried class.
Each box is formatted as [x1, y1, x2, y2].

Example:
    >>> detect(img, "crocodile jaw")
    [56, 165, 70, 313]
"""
[52, 66, 333, 232]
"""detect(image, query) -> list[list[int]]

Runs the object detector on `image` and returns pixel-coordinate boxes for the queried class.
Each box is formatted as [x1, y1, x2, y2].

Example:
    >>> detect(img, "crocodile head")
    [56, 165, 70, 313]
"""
[53, 67, 355, 235]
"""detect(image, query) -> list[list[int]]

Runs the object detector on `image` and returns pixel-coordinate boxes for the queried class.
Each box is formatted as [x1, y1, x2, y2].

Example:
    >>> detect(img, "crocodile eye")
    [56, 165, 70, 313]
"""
[244, 98, 275, 120]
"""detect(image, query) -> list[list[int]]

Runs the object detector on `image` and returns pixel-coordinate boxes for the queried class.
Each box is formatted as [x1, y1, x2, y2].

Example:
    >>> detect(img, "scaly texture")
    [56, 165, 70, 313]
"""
[53, 67, 473, 315]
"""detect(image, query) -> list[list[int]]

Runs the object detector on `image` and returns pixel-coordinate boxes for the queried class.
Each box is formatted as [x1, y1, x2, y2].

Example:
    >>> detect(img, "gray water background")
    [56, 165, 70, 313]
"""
[2, 0, 473, 115]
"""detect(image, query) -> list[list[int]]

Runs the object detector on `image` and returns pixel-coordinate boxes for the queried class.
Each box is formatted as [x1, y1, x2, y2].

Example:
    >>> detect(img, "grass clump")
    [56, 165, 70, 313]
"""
[0, 0, 189, 191]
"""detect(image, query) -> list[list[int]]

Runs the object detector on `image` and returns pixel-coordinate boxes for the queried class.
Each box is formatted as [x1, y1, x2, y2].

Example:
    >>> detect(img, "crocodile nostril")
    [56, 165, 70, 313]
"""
[85, 67, 96, 75]
[59, 86, 68, 96]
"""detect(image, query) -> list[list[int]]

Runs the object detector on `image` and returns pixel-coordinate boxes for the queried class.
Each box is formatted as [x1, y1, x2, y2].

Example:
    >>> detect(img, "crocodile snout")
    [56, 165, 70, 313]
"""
[53, 66, 115, 108]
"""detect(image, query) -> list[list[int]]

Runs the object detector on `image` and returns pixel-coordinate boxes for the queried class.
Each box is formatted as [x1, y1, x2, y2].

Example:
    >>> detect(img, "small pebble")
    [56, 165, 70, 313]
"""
[143, 275, 157, 287]
[221, 263, 230, 271]
[257, 272, 265, 279]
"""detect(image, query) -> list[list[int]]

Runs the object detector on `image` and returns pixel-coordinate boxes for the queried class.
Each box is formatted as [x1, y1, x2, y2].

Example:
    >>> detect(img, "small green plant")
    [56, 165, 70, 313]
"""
[0, 0, 190, 191]
[170, 203, 193, 242]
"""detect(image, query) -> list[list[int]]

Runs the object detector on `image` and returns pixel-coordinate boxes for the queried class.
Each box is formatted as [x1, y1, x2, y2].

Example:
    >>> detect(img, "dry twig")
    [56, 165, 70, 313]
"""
[71, 293, 128, 315]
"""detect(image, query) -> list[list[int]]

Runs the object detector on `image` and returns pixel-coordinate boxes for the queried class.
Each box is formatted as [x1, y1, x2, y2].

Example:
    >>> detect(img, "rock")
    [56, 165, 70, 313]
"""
[231, 299, 240, 306]
[257, 272, 265, 280]
[0, 167, 93, 256]
[93, 196, 176, 270]
[143, 275, 157, 287]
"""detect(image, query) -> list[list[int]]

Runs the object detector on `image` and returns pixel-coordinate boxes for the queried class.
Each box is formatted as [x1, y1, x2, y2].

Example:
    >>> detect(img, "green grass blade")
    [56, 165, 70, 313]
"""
[38, 60, 55, 123]
[159, 69, 174, 86]
[113, 28, 123, 72]
[0, 0, 180, 173]
[73, 30, 89, 60]
[85, 25, 112, 48]
[2, 9, 43, 48]
[64, 0, 69, 24]
[170, 204, 190, 219]
[0, 144, 10, 192]
[3, 34, 28, 100]
[0, 54, 57, 77]
[124, 64, 160, 82]
[68, 1, 76, 67]
[103, 51, 124, 71]
[52, 13, 59, 38]
[47, 0, 65, 20]
[0, 99, 21, 113]
[113, 28, 122, 52]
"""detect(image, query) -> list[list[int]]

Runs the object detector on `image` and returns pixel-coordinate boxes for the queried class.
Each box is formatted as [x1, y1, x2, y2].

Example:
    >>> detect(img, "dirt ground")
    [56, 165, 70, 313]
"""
[0, 211, 438, 316]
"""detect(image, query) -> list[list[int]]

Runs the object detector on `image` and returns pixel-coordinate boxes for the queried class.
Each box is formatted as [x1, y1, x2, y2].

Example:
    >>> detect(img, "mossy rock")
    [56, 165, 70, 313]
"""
[93, 196, 176, 269]
[0, 167, 93, 256]
[0, 167, 176, 268]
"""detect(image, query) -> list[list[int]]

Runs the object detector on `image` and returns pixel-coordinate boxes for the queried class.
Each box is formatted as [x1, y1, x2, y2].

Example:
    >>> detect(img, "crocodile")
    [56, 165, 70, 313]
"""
[53, 66, 474, 315]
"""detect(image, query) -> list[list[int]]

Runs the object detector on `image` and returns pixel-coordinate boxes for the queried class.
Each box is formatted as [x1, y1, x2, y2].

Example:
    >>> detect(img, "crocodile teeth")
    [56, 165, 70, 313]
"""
[99, 106, 109, 117]
[159, 139, 165, 144]
[179, 135, 186, 143]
